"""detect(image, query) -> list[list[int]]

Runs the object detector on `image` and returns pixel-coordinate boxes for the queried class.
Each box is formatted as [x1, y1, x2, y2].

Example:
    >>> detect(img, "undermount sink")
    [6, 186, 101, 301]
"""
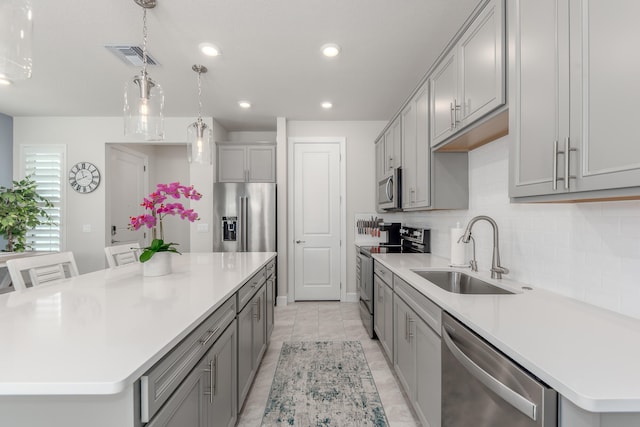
[411, 270, 514, 295]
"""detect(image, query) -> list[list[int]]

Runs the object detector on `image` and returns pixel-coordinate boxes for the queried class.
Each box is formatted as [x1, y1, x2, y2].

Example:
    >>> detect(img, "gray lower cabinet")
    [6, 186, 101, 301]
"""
[393, 278, 442, 427]
[147, 322, 237, 427]
[266, 259, 276, 342]
[238, 283, 267, 411]
[373, 273, 393, 361]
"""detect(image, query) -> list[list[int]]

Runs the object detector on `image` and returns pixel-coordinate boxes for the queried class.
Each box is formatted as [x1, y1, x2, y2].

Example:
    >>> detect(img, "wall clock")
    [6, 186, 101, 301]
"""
[69, 162, 101, 193]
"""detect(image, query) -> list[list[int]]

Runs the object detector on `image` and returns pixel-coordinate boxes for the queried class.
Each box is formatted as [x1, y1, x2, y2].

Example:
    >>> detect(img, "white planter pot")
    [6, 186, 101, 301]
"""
[142, 252, 173, 277]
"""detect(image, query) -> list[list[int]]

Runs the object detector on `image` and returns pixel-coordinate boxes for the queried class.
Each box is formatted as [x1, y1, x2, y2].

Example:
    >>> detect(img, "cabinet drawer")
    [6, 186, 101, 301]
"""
[394, 276, 441, 336]
[266, 259, 276, 279]
[373, 261, 392, 286]
[140, 296, 236, 423]
[237, 268, 266, 312]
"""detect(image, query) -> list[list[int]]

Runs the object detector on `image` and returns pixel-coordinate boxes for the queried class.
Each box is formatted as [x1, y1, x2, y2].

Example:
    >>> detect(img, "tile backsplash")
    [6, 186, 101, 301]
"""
[390, 135, 640, 319]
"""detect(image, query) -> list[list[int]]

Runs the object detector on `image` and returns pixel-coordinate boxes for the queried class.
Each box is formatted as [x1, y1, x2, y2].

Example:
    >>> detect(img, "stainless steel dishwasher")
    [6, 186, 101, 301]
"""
[441, 312, 557, 427]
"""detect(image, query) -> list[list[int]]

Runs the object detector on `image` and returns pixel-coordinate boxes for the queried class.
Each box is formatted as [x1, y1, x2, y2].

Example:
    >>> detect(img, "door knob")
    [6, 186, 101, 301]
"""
[296, 240, 306, 244]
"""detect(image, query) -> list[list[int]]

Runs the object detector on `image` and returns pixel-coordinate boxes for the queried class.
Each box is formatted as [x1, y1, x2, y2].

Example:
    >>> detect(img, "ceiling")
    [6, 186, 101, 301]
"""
[0, 0, 480, 131]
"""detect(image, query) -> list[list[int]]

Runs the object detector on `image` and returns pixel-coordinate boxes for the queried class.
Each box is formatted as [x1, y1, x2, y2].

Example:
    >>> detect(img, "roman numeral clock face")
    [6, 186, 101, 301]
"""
[69, 162, 101, 194]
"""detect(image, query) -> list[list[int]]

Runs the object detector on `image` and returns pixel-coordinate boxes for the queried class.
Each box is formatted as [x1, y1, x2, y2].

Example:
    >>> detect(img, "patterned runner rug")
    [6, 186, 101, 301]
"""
[262, 341, 389, 427]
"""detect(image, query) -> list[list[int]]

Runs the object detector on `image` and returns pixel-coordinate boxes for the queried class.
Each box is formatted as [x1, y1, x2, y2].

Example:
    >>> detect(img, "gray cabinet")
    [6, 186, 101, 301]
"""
[431, 0, 506, 148]
[146, 318, 238, 427]
[265, 260, 276, 343]
[384, 117, 402, 171]
[237, 283, 266, 410]
[217, 143, 276, 183]
[509, 0, 640, 201]
[146, 357, 208, 427]
[401, 82, 469, 211]
[373, 261, 393, 361]
[393, 277, 441, 427]
[374, 136, 386, 183]
[208, 323, 237, 427]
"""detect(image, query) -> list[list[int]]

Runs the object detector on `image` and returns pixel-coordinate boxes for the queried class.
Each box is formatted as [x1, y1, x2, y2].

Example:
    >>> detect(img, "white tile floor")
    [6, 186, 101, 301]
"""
[237, 301, 421, 427]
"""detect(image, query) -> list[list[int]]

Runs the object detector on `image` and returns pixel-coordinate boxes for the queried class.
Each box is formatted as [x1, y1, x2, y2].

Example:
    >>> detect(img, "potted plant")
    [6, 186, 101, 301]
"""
[0, 176, 53, 252]
[129, 182, 201, 276]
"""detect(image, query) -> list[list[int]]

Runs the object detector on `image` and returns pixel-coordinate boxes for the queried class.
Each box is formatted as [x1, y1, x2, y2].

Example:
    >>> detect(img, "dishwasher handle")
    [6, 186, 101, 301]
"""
[442, 325, 538, 421]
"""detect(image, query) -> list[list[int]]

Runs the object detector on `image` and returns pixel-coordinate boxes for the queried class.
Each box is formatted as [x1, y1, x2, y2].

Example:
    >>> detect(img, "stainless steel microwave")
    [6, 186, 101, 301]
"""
[377, 168, 401, 211]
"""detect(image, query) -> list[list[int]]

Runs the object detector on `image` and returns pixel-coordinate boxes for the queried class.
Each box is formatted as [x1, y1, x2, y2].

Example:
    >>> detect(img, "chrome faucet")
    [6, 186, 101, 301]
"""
[460, 215, 509, 279]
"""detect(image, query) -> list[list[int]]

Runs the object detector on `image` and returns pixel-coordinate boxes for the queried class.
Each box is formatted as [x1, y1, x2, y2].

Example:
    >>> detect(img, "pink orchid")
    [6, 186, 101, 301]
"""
[128, 183, 201, 242]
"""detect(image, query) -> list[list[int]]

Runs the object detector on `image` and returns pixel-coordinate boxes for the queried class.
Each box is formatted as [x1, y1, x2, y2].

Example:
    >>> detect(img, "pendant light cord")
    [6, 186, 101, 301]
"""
[142, 8, 149, 76]
[197, 70, 203, 122]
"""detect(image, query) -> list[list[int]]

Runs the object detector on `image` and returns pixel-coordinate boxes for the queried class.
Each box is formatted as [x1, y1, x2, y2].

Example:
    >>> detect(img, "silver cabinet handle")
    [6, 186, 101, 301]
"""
[200, 326, 220, 347]
[295, 240, 306, 244]
[204, 358, 214, 403]
[450, 102, 455, 130]
[408, 317, 415, 341]
[213, 355, 218, 397]
[404, 312, 409, 341]
[564, 137, 577, 190]
[442, 326, 538, 421]
[388, 156, 394, 169]
[552, 140, 559, 190]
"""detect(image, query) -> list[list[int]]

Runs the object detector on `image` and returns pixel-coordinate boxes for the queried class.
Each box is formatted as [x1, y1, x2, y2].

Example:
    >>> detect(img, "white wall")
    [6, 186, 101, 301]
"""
[285, 120, 387, 300]
[13, 116, 220, 273]
[226, 131, 276, 142]
[390, 135, 640, 320]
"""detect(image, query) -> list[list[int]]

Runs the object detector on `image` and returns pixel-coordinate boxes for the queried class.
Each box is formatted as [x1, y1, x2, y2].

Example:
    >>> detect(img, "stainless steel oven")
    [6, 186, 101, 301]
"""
[377, 168, 401, 211]
[442, 312, 557, 427]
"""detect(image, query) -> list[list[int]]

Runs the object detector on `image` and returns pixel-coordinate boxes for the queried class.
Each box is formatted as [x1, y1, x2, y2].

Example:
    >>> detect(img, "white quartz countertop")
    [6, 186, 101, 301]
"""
[0, 252, 275, 396]
[372, 253, 640, 413]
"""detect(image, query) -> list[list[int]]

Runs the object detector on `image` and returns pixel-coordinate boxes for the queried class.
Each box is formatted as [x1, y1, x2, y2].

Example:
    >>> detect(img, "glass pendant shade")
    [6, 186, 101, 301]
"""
[0, 0, 33, 81]
[124, 72, 164, 140]
[187, 118, 212, 164]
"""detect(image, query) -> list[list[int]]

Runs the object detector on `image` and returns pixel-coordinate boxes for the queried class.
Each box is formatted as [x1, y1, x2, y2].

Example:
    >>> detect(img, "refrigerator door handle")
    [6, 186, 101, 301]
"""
[240, 196, 248, 252]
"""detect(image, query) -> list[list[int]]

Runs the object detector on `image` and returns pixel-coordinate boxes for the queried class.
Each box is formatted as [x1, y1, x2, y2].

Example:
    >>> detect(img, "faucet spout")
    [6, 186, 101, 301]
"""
[461, 215, 509, 279]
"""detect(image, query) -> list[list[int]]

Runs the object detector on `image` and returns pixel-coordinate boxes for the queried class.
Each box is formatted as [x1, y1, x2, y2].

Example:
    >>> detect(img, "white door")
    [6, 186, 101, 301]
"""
[106, 145, 148, 248]
[293, 143, 341, 300]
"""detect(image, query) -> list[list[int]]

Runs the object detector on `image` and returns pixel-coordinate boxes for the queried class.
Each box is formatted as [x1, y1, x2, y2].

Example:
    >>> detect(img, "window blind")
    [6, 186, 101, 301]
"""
[22, 146, 65, 252]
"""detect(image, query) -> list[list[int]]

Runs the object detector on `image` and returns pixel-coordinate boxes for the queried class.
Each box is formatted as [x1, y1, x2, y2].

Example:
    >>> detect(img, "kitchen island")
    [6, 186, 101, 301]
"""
[0, 252, 275, 427]
[372, 252, 640, 426]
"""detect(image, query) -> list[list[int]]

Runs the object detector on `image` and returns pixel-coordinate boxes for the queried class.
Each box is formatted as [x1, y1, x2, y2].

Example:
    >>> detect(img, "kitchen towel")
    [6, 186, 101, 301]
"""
[450, 225, 466, 267]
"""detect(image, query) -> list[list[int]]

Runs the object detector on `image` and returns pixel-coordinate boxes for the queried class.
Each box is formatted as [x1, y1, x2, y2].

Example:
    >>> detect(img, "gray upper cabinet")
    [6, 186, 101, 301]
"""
[402, 83, 431, 210]
[375, 136, 386, 183]
[384, 117, 402, 172]
[217, 143, 276, 183]
[431, 0, 506, 148]
[509, 0, 640, 201]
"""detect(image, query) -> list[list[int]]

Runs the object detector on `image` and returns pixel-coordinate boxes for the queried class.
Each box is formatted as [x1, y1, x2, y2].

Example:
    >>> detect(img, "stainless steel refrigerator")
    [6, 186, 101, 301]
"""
[212, 182, 276, 252]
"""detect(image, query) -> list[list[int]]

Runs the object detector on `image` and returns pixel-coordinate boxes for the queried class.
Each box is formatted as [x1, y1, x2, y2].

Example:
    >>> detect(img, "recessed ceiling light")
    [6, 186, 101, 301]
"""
[239, 101, 251, 109]
[199, 42, 221, 57]
[0, 78, 12, 86]
[321, 102, 333, 109]
[321, 43, 341, 58]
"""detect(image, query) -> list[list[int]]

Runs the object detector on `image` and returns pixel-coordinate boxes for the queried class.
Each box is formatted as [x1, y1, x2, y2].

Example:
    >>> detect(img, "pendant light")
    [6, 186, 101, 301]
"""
[124, 0, 164, 141]
[187, 65, 212, 164]
[0, 0, 33, 82]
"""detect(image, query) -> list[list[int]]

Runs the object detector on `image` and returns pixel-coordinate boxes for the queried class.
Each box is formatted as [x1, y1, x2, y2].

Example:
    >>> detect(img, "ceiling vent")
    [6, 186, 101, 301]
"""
[105, 45, 159, 67]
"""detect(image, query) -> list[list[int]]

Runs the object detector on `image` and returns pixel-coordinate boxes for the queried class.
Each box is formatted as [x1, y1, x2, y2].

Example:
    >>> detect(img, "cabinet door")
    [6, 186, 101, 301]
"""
[382, 282, 393, 361]
[390, 118, 402, 169]
[218, 147, 247, 183]
[401, 101, 417, 209]
[458, 0, 505, 127]
[375, 136, 386, 182]
[373, 275, 385, 342]
[266, 276, 275, 341]
[247, 146, 276, 182]
[147, 358, 208, 427]
[237, 301, 254, 410]
[208, 323, 238, 427]
[569, 0, 640, 193]
[508, 0, 570, 198]
[430, 50, 458, 147]
[414, 318, 441, 427]
[413, 85, 431, 208]
[393, 297, 416, 399]
[252, 286, 267, 370]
